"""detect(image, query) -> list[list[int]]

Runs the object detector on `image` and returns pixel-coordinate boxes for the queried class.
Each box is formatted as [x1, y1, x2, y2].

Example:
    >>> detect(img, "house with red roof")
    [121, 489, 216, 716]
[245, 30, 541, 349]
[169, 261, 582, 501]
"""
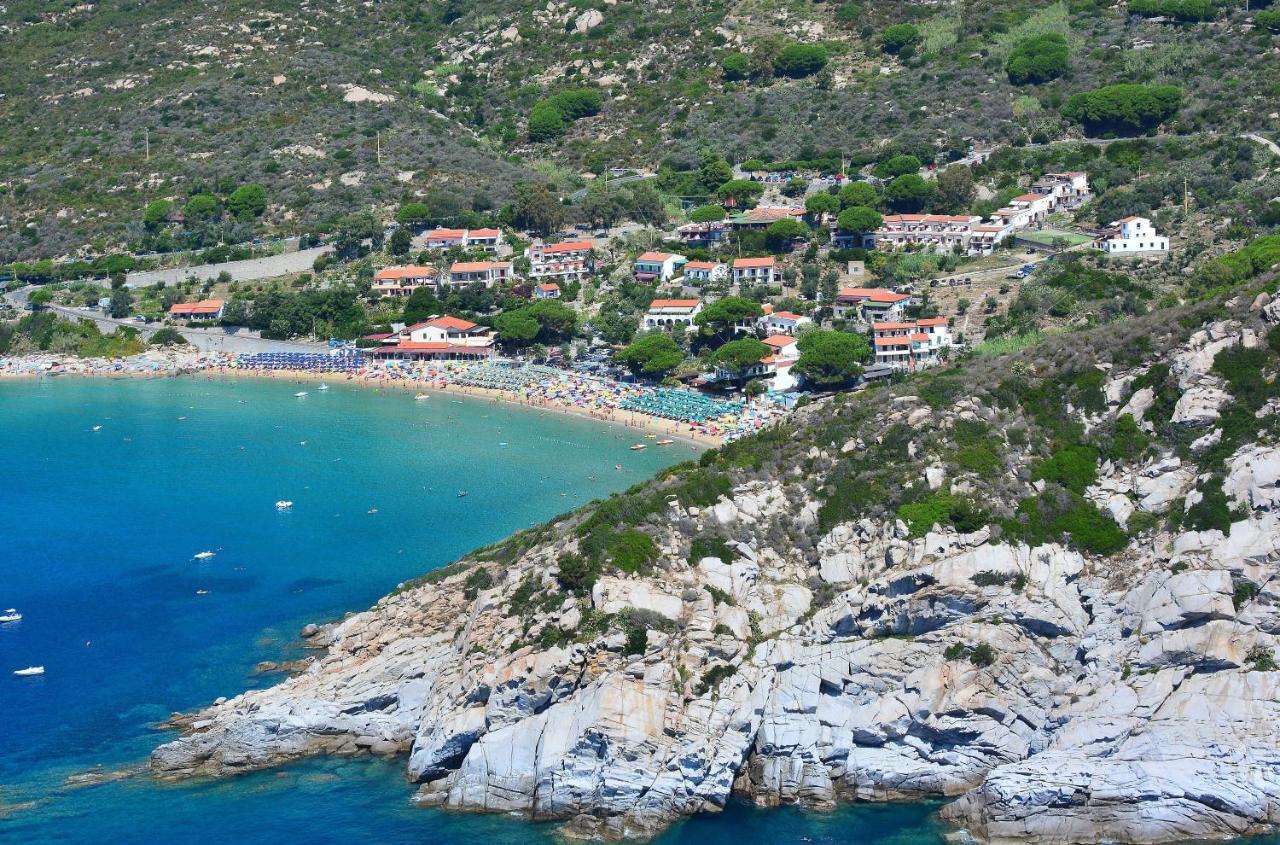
[681, 260, 727, 285]
[761, 309, 812, 336]
[372, 265, 439, 298]
[464, 228, 503, 250]
[634, 251, 687, 282]
[732, 256, 776, 286]
[527, 240, 593, 281]
[448, 261, 512, 287]
[1031, 172, 1092, 211]
[366, 315, 496, 361]
[833, 287, 915, 323]
[423, 228, 468, 249]
[871, 317, 954, 370]
[534, 282, 561, 299]
[643, 299, 702, 330]
[168, 299, 224, 321]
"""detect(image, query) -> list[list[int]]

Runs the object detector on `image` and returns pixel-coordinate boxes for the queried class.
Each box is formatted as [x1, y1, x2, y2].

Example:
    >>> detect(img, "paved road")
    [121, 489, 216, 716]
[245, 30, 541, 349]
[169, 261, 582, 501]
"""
[5, 286, 327, 356]
[124, 245, 333, 288]
[568, 173, 655, 201]
[1244, 133, 1280, 158]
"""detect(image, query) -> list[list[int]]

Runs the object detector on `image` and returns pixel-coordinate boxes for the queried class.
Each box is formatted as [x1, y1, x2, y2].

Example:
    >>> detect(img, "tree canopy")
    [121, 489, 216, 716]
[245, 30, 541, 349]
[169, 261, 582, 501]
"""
[881, 24, 921, 54]
[792, 330, 870, 386]
[712, 338, 771, 375]
[874, 154, 921, 179]
[695, 296, 764, 337]
[805, 193, 840, 217]
[715, 179, 765, 208]
[837, 205, 884, 233]
[839, 181, 879, 209]
[690, 204, 728, 223]
[227, 183, 267, 220]
[1062, 84, 1183, 136]
[721, 52, 750, 81]
[884, 174, 934, 212]
[510, 183, 566, 235]
[765, 218, 810, 251]
[616, 333, 684, 377]
[774, 43, 828, 78]
[1006, 33, 1069, 85]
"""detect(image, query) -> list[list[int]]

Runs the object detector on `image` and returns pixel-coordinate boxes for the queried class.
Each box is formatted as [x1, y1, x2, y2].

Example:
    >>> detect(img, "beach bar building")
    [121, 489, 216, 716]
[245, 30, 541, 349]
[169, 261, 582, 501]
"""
[366, 315, 496, 361]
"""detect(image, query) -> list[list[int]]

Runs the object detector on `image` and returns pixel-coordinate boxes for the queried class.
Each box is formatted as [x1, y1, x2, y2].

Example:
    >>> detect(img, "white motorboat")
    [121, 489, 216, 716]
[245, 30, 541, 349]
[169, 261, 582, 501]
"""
[414, 393, 428, 401]
[317, 383, 329, 391]
[14, 666, 44, 677]
[276, 500, 294, 510]
[92, 425, 102, 432]
[0, 613, 21, 623]
[295, 391, 308, 397]
[630, 443, 647, 451]
[193, 551, 216, 560]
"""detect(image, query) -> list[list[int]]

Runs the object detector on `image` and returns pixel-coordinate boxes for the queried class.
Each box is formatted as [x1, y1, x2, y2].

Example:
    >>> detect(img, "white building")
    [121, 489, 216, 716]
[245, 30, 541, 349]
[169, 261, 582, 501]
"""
[1032, 172, 1092, 211]
[761, 309, 812, 336]
[871, 318, 954, 370]
[448, 261, 512, 287]
[372, 265, 439, 297]
[1098, 216, 1169, 256]
[527, 240, 593, 281]
[832, 287, 914, 323]
[634, 252, 687, 282]
[682, 260, 728, 285]
[643, 299, 702, 330]
[533, 282, 561, 299]
[423, 228, 469, 249]
[875, 215, 982, 253]
[368, 315, 496, 361]
[732, 256, 776, 286]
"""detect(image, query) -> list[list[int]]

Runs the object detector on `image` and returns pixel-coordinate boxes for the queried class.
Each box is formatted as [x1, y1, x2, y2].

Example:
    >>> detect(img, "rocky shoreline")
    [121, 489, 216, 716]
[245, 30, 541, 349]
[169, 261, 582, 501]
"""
[150, 315, 1280, 844]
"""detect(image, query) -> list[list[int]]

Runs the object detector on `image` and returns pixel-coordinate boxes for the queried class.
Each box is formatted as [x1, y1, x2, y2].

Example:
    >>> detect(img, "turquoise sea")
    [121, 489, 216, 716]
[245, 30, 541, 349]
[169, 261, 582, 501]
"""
[0, 376, 948, 844]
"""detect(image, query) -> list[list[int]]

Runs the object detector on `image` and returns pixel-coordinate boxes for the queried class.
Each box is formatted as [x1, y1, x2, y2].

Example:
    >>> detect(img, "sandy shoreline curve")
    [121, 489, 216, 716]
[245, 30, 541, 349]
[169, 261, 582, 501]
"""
[1, 358, 722, 450]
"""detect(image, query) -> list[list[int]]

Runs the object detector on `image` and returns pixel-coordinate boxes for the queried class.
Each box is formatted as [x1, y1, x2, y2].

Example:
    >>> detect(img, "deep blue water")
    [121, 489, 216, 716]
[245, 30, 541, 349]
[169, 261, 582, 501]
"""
[0, 376, 946, 845]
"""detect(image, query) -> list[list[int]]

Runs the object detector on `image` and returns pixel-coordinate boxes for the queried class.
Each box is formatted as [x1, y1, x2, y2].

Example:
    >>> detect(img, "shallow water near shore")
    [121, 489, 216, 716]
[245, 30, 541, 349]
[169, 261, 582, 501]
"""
[0, 375, 956, 844]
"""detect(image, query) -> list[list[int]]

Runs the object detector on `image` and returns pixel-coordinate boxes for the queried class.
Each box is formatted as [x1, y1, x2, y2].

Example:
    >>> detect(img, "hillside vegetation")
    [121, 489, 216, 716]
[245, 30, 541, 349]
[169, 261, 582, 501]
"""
[4, 0, 1279, 260]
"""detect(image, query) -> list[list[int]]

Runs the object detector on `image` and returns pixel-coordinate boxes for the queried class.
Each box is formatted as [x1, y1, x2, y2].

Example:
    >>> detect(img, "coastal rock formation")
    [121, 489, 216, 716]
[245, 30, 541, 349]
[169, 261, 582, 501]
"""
[152, 317, 1280, 845]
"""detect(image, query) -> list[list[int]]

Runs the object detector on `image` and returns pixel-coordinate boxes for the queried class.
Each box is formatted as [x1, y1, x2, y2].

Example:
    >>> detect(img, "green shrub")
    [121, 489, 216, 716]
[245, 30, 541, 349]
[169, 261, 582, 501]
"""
[943, 643, 967, 660]
[608, 529, 659, 574]
[1233, 579, 1259, 610]
[148, 327, 188, 346]
[694, 663, 737, 695]
[1006, 33, 1069, 84]
[1034, 445, 1099, 494]
[1005, 487, 1127, 555]
[556, 553, 600, 595]
[1107, 414, 1150, 463]
[1129, 0, 1217, 21]
[462, 566, 493, 600]
[956, 444, 1003, 478]
[721, 52, 750, 81]
[1258, 9, 1280, 29]
[690, 535, 735, 565]
[705, 584, 736, 606]
[897, 492, 987, 537]
[1248, 646, 1278, 671]
[971, 570, 1017, 587]
[970, 643, 997, 667]
[1212, 345, 1274, 410]
[1183, 477, 1237, 534]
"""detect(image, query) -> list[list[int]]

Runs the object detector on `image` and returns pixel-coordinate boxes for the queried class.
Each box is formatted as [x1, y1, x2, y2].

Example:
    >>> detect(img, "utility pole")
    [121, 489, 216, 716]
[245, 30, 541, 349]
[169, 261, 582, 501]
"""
[1183, 175, 1190, 216]
[144, 127, 150, 162]
[376, 131, 382, 165]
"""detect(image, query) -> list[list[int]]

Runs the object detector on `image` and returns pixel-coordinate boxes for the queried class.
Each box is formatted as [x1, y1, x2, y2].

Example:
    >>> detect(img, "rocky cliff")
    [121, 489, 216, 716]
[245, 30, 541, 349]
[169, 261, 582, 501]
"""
[152, 300, 1280, 844]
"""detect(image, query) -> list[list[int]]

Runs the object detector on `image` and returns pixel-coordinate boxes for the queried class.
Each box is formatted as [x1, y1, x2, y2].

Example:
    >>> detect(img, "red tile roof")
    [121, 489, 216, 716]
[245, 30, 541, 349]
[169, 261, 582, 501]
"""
[648, 298, 700, 310]
[451, 261, 511, 273]
[468, 228, 501, 238]
[873, 321, 916, 331]
[762, 335, 796, 348]
[771, 310, 804, 321]
[540, 240, 592, 253]
[536, 283, 560, 291]
[916, 317, 948, 326]
[684, 260, 721, 270]
[425, 228, 467, 239]
[733, 257, 776, 269]
[169, 299, 224, 315]
[375, 265, 436, 280]
[637, 251, 677, 262]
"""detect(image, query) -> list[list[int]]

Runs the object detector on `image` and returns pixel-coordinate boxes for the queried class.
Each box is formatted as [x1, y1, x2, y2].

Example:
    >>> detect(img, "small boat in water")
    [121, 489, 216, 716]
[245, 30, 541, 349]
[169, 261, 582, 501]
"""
[656, 439, 674, 446]
[14, 666, 44, 677]
[456, 490, 468, 498]
[193, 551, 215, 560]
[92, 425, 102, 432]
[276, 500, 294, 510]
[414, 393, 428, 401]
[294, 391, 308, 397]
[0, 612, 21, 623]
[630, 444, 647, 451]
[317, 383, 329, 391]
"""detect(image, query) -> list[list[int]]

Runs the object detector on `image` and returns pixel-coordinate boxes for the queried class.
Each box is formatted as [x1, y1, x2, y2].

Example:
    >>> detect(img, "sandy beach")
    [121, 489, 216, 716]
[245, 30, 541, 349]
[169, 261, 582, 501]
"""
[0, 351, 790, 449]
